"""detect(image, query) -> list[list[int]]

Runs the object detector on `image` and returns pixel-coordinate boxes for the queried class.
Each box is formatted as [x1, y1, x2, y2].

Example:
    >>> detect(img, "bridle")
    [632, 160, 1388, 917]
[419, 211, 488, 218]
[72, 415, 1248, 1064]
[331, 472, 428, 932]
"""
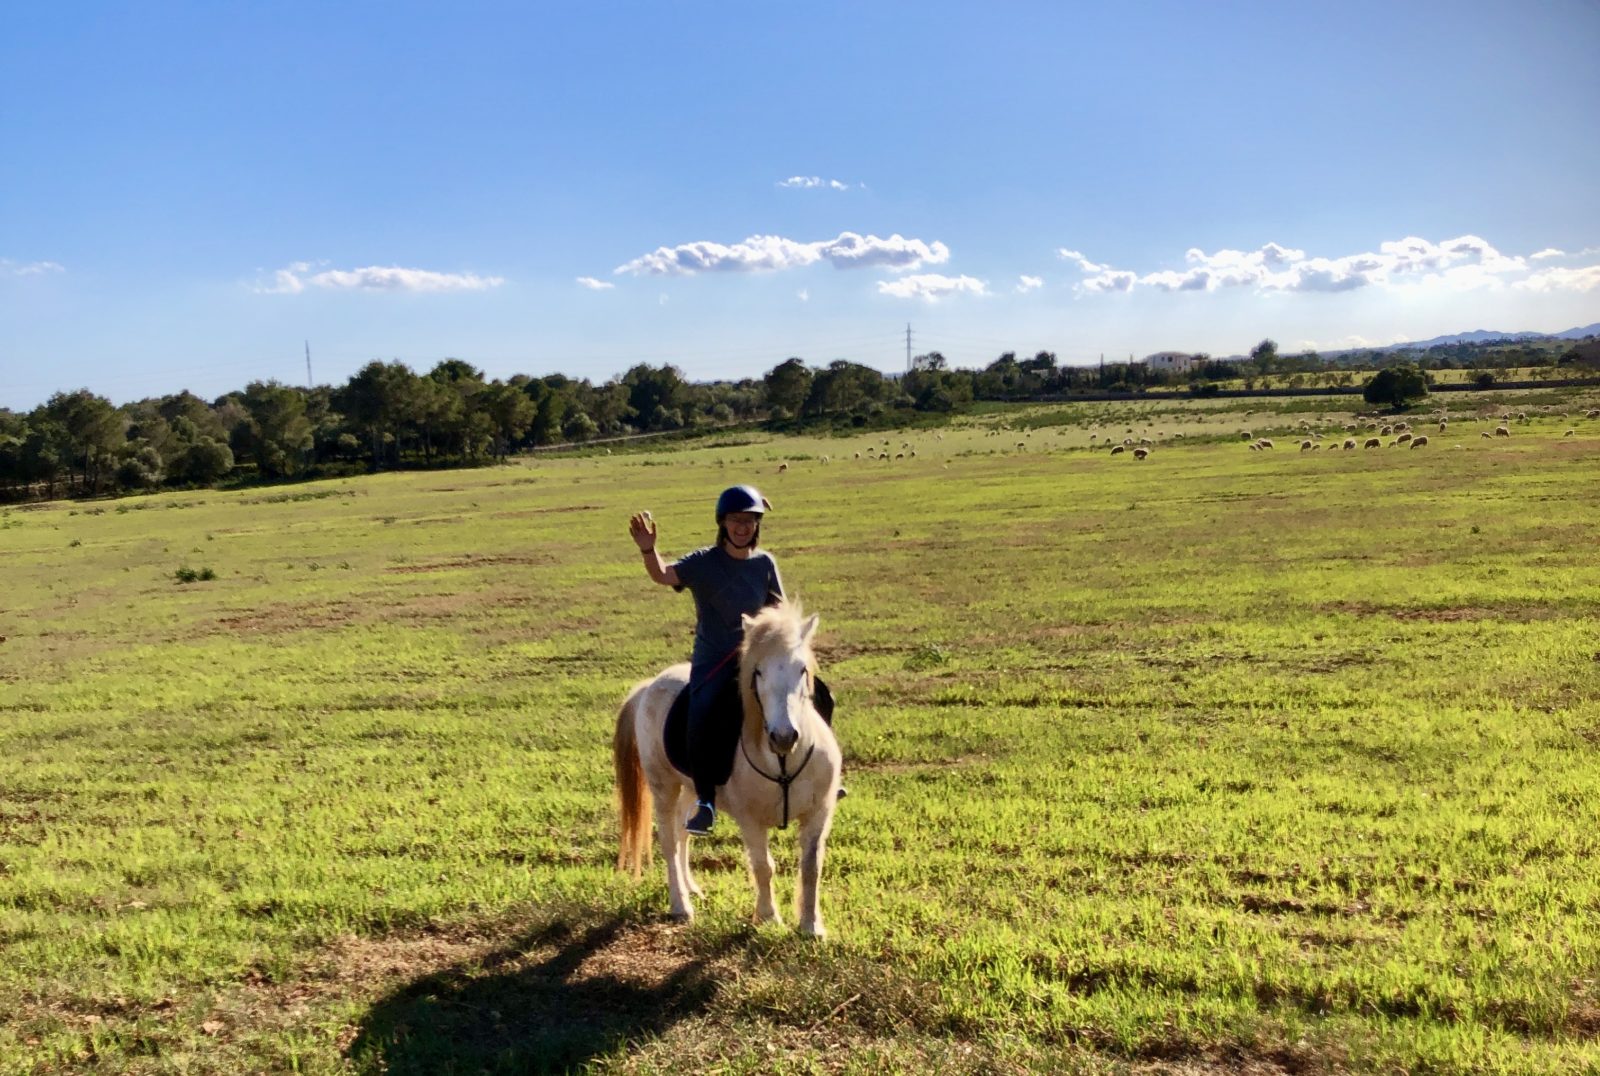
[739, 667, 817, 828]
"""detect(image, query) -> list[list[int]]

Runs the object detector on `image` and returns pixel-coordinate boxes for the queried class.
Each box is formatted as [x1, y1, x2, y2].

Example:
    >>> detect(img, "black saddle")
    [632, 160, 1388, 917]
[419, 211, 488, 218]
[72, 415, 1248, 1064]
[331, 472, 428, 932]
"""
[663, 675, 835, 779]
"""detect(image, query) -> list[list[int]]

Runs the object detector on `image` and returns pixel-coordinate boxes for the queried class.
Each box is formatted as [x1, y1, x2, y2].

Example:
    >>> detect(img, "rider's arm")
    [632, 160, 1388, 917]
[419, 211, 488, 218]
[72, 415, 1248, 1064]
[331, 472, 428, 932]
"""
[641, 549, 681, 588]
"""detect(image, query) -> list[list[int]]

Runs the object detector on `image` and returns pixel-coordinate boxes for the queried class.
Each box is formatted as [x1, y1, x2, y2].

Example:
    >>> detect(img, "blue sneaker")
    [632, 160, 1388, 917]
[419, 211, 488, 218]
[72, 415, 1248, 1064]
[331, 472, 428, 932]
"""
[685, 801, 716, 835]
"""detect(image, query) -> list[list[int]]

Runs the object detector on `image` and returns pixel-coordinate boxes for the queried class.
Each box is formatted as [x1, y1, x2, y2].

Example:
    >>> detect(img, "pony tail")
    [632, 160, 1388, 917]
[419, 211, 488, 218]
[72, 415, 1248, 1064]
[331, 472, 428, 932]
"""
[613, 688, 651, 877]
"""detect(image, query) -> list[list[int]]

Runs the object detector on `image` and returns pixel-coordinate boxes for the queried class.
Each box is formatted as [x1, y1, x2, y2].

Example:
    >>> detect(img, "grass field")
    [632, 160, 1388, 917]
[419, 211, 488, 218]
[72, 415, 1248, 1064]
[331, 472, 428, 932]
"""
[3, 393, 1599, 1074]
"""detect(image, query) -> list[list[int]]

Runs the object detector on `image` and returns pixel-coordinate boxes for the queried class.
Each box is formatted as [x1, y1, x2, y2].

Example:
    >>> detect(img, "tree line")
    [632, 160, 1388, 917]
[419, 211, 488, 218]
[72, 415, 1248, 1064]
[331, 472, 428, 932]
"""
[3, 337, 1594, 501]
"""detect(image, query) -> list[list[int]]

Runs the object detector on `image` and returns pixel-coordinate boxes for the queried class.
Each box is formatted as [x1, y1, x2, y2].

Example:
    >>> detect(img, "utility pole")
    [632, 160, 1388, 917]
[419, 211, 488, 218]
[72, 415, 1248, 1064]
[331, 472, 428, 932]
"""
[305, 340, 313, 388]
[905, 323, 913, 371]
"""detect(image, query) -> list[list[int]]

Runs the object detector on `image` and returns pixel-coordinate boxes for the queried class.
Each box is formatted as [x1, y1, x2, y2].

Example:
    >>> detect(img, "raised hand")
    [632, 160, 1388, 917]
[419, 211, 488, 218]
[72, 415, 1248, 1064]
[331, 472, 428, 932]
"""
[629, 511, 658, 552]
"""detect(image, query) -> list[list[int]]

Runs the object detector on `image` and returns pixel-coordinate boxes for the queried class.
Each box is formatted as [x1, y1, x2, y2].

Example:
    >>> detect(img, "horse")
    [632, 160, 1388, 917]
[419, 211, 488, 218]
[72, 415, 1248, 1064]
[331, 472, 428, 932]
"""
[612, 601, 842, 936]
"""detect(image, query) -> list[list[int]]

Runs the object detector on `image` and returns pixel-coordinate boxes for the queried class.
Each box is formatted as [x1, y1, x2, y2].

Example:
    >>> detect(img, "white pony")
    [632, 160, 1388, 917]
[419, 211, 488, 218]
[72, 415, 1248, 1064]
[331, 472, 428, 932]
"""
[613, 601, 842, 936]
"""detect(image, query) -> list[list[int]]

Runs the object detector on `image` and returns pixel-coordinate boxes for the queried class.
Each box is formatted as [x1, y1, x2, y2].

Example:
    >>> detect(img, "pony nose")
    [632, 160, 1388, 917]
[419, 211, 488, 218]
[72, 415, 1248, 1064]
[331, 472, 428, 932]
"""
[768, 725, 799, 755]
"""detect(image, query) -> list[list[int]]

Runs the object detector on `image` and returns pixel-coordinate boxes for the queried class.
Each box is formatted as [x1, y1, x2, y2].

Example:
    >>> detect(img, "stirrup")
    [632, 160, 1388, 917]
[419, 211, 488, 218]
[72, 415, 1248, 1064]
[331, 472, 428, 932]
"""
[685, 801, 716, 835]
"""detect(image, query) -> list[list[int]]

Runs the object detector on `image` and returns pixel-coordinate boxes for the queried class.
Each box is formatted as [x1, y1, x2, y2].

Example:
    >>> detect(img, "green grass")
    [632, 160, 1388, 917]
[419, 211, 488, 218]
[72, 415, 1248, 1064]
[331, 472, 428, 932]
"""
[2, 394, 1599, 1073]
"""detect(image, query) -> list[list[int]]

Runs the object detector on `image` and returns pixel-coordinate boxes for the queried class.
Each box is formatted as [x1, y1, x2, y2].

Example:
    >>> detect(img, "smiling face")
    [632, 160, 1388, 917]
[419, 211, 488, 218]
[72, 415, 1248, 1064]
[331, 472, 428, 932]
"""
[720, 511, 760, 551]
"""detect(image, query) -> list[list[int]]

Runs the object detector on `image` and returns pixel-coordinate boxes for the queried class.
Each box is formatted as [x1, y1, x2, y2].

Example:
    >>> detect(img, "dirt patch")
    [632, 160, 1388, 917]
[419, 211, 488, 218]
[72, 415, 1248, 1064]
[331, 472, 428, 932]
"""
[1320, 601, 1555, 623]
[385, 553, 553, 574]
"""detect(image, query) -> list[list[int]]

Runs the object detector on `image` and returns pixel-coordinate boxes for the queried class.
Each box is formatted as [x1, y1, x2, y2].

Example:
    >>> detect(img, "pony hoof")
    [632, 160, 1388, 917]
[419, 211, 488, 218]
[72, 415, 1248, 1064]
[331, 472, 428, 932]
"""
[798, 924, 825, 940]
[669, 909, 694, 923]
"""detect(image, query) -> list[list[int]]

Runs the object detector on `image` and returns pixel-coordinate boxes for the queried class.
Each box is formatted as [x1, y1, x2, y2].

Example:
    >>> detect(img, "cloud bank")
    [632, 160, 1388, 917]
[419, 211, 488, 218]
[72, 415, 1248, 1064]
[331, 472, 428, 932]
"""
[3, 259, 65, 277]
[778, 176, 855, 190]
[876, 273, 988, 301]
[614, 231, 949, 276]
[259, 262, 504, 294]
[1058, 236, 1600, 296]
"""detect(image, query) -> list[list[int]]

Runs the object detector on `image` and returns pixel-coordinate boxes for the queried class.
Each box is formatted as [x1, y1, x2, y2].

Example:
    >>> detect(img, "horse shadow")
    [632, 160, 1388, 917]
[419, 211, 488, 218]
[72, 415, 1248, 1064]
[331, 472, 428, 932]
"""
[345, 914, 726, 1074]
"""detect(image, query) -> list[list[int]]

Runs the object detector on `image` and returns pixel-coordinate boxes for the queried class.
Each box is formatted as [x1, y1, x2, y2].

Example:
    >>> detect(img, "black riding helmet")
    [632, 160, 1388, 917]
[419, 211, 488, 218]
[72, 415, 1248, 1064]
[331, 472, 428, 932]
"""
[715, 485, 771, 550]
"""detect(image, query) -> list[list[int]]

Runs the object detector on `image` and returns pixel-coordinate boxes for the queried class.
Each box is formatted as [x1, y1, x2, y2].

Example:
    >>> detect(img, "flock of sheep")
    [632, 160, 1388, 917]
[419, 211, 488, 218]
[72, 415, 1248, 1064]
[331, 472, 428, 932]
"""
[758, 403, 1597, 473]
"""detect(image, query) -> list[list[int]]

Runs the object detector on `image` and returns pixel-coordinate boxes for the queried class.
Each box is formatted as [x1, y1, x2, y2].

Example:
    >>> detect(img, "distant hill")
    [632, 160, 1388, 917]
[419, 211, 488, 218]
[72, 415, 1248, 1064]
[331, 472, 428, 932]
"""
[1373, 323, 1600, 352]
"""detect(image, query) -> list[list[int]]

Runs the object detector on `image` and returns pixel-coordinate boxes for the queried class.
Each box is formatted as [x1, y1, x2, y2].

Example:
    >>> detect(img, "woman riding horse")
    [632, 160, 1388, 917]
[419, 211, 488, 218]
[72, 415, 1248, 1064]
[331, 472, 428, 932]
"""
[630, 485, 785, 835]
[630, 485, 839, 836]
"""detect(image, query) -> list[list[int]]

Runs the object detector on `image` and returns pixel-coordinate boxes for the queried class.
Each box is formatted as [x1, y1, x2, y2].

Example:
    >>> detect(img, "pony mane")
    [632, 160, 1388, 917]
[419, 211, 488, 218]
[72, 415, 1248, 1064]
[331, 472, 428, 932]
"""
[740, 600, 813, 667]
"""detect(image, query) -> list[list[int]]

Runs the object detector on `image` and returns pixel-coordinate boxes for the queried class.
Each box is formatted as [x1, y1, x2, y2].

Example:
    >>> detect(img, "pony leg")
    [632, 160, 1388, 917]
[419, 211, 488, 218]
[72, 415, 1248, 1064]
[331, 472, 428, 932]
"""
[736, 816, 781, 925]
[794, 809, 834, 938]
[651, 785, 694, 920]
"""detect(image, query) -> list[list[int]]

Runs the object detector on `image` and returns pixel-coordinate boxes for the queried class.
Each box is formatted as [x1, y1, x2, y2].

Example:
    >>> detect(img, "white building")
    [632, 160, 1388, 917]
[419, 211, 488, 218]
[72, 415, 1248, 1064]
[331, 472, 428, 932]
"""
[1140, 351, 1200, 374]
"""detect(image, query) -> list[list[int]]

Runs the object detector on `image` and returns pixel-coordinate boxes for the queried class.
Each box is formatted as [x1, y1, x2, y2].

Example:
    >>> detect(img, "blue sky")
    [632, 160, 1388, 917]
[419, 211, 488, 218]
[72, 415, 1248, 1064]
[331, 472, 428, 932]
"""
[3, 1, 1598, 411]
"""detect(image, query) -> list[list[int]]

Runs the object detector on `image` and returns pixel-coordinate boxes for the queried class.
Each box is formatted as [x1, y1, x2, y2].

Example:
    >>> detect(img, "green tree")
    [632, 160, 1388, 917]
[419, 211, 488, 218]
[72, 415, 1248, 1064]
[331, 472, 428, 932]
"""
[763, 358, 813, 417]
[1362, 364, 1431, 410]
[46, 390, 124, 493]
[238, 381, 314, 478]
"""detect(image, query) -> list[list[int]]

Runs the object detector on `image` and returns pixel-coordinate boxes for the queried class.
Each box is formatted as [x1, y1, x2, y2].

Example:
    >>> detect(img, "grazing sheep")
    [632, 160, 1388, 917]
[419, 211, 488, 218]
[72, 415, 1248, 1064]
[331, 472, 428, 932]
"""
[895, 452, 904, 460]
[854, 451, 861, 459]
[1495, 426, 1511, 437]
[1410, 435, 1429, 448]
[1343, 439, 1357, 450]
[1110, 444, 1126, 455]
[1380, 424, 1394, 436]
[1256, 438, 1275, 449]
[1240, 430, 1253, 440]
[1015, 441, 1026, 450]
[819, 455, 830, 464]
[1364, 437, 1382, 448]
[777, 462, 788, 473]
[1300, 439, 1314, 451]
[1564, 429, 1576, 437]
[1396, 432, 1413, 444]
[1586, 409, 1599, 419]
[1481, 431, 1491, 438]
[1438, 421, 1448, 432]
[1133, 447, 1149, 460]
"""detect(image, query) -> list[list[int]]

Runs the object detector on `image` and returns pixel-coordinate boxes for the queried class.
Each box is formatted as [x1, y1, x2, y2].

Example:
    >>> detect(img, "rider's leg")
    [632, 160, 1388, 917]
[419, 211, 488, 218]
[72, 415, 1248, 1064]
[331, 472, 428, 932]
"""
[685, 666, 740, 833]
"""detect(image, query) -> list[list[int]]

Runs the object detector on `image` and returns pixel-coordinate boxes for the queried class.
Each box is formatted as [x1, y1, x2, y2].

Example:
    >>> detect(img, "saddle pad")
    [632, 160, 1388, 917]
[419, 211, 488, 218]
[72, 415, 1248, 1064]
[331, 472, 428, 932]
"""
[661, 675, 837, 781]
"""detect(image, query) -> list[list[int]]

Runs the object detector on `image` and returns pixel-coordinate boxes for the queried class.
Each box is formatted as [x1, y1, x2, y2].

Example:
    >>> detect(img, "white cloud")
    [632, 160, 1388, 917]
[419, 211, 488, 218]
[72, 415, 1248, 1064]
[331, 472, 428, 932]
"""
[876, 273, 988, 301]
[1056, 234, 1594, 296]
[1530, 248, 1565, 260]
[797, 289, 810, 302]
[1515, 264, 1600, 293]
[3, 259, 65, 277]
[259, 263, 504, 294]
[1016, 275, 1043, 293]
[778, 176, 855, 190]
[576, 276, 615, 290]
[614, 231, 949, 276]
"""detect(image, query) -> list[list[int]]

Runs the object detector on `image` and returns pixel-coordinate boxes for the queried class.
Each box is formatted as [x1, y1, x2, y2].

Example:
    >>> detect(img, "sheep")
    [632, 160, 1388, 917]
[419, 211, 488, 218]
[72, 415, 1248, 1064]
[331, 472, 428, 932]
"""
[1396, 432, 1413, 444]
[819, 455, 830, 464]
[1438, 421, 1448, 432]
[1410, 435, 1429, 448]
[1364, 437, 1382, 449]
[1240, 430, 1253, 440]
[1110, 444, 1126, 455]
[895, 452, 904, 460]
[1586, 409, 1599, 419]
[1256, 438, 1275, 449]
[1300, 439, 1314, 451]
[1481, 431, 1492, 438]
[1495, 426, 1511, 437]
[1133, 447, 1150, 460]
[1380, 424, 1394, 436]
[1343, 438, 1357, 450]
[854, 451, 861, 459]
[777, 462, 788, 473]
[1564, 429, 1576, 437]
[1015, 441, 1027, 450]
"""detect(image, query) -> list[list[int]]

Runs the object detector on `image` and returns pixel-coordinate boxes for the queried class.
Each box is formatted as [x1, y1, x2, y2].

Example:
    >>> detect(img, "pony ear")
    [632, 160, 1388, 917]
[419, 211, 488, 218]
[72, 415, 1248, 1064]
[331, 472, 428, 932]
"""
[799, 613, 820, 645]
[740, 612, 755, 630]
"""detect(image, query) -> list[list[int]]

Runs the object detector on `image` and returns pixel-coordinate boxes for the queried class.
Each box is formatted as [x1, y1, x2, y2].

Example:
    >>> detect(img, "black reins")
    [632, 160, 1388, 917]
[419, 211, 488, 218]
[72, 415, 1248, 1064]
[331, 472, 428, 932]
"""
[739, 737, 816, 829]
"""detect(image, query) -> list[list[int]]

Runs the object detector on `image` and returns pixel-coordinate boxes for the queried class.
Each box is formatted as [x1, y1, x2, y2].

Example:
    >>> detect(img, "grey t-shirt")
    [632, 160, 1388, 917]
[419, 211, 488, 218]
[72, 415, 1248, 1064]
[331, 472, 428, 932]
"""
[673, 545, 785, 674]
